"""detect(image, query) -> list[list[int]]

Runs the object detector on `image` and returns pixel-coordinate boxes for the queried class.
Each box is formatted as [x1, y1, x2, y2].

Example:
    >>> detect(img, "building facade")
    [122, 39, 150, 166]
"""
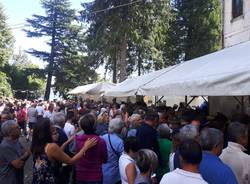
[224, 0, 250, 47]
[209, 0, 250, 117]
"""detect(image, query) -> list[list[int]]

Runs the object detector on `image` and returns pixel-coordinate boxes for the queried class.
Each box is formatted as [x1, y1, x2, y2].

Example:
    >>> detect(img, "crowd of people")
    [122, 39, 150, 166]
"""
[0, 97, 249, 184]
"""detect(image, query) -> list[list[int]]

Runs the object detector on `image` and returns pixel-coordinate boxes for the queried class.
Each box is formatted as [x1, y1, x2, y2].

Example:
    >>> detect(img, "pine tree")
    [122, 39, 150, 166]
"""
[0, 3, 14, 67]
[81, 0, 171, 82]
[170, 0, 222, 61]
[25, 0, 90, 99]
[53, 24, 98, 96]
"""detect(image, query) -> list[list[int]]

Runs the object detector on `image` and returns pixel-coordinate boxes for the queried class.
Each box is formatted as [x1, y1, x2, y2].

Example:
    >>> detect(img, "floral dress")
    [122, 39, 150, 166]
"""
[32, 152, 55, 184]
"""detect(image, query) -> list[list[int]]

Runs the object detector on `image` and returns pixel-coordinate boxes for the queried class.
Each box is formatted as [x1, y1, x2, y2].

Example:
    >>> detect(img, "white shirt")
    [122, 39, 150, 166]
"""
[27, 107, 37, 123]
[43, 111, 54, 119]
[36, 106, 44, 116]
[119, 153, 140, 184]
[169, 152, 175, 172]
[64, 121, 75, 138]
[220, 141, 250, 184]
[160, 168, 208, 184]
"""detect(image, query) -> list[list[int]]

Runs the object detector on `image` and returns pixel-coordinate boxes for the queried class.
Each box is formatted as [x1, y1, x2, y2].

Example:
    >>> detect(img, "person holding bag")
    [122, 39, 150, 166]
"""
[102, 118, 125, 184]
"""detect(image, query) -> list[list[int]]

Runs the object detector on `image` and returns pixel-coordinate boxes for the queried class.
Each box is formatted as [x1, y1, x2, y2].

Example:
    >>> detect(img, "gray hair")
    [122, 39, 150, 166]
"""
[108, 118, 124, 134]
[130, 114, 141, 127]
[136, 149, 158, 173]
[51, 112, 66, 127]
[200, 128, 223, 151]
[228, 122, 248, 143]
[158, 124, 171, 139]
[179, 124, 199, 142]
[1, 120, 16, 137]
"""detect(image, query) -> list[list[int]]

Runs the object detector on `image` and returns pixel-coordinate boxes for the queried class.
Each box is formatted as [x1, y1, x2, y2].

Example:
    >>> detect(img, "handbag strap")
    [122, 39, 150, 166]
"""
[108, 134, 120, 158]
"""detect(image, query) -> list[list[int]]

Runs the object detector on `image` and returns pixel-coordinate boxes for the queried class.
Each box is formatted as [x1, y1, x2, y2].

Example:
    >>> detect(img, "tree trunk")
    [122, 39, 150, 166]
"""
[117, 38, 127, 82]
[138, 49, 142, 76]
[44, 11, 56, 101]
[44, 65, 53, 101]
[112, 57, 117, 83]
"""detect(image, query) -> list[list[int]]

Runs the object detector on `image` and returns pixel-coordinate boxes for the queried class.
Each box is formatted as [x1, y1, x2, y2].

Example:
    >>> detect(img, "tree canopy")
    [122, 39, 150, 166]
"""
[171, 0, 222, 61]
[81, 0, 172, 82]
[0, 0, 222, 99]
[0, 3, 14, 67]
[25, 0, 97, 99]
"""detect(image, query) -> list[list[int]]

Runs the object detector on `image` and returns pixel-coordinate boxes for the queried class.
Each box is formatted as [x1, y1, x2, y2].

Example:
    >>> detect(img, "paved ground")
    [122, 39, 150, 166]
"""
[20, 136, 33, 184]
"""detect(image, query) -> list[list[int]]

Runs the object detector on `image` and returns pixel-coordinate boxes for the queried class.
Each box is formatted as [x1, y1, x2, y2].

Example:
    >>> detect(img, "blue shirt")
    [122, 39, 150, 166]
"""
[199, 152, 238, 184]
[102, 133, 124, 184]
[127, 128, 137, 137]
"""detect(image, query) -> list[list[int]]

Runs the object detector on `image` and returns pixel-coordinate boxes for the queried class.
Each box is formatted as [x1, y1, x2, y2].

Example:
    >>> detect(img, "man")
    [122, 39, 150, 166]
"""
[17, 103, 27, 136]
[136, 111, 161, 163]
[64, 111, 75, 139]
[220, 122, 250, 184]
[127, 113, 142, 137]
[27, 102, 37, 141]
[0, 111, 12, 143]
[102, 118, 124, 184]
[0, 120, 31, 184]
[36, 102, 44, 119]
[199, 128, 237, 184]
[160, 140, 207, 184]
[170, 124, 199, 171]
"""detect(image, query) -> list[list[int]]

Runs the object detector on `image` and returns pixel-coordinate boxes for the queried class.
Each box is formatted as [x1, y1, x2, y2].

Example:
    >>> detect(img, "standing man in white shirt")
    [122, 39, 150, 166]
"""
[220, 122, 250, 184]
[36, 102, 44, 119]
[27, 102, 37, 141]
[160, 140, 207, 184]
[64, 111, 75, 138]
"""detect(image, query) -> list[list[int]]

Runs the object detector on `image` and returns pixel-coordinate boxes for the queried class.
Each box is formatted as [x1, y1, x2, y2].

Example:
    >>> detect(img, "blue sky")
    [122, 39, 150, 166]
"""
[2, 0, 91, 67]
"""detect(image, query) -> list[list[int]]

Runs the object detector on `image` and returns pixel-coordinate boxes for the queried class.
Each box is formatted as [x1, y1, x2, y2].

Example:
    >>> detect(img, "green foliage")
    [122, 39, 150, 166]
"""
[2, 50, 46, 99]
[81, 0, 172, 80]
[0, 71, 13, 97]
[169, 0, 222, 61]
[0, 3, 14, 67]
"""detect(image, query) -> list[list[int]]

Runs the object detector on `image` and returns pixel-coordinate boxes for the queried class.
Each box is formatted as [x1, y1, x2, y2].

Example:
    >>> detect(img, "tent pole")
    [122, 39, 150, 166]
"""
[233, 96, 245, 113]
[241, 96, 244, 113]
[185, 96, 188, 105]
[186, 96, 197, 107]
[156, 96, 164, 104]
[201, 96, 208, 103]
[233, 96, 242, 105]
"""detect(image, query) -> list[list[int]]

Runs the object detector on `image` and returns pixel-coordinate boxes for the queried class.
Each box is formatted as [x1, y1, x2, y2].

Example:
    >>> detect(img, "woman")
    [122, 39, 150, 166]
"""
[119, 137, 140, 184]
[135, 149, 158, 184]
[76, 113, 108, 184]
[43, 103, 55, 119]
[102, 118, 124, 184]
[31, 118, 96, 184]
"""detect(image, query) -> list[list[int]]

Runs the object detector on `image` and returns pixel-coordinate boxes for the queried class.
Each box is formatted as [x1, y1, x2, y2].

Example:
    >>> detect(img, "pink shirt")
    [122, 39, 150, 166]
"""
[76, 134, 107, 182]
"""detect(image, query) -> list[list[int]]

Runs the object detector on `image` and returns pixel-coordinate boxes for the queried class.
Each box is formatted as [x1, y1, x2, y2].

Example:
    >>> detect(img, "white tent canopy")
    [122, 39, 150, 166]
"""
[68, 82, 116, 95]
[138, 41, 250, 96]
[104, 66, 175, 97]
